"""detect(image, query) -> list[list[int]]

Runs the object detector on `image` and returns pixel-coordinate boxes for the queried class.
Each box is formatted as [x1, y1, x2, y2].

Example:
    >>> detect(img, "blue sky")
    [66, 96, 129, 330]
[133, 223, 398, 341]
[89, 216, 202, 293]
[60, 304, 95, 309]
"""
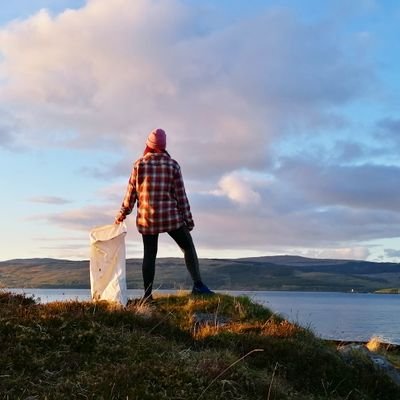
[1, 0, 400, 262]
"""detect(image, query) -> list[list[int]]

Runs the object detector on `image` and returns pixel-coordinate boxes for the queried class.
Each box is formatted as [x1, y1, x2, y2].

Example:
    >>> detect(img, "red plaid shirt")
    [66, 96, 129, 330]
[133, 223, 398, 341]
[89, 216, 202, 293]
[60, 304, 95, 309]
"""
[119, 152, 194, 235]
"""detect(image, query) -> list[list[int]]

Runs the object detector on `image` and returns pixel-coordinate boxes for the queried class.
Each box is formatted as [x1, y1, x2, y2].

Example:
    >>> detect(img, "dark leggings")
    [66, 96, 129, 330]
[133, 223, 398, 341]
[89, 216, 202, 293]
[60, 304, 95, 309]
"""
[142, 226, 202, 297]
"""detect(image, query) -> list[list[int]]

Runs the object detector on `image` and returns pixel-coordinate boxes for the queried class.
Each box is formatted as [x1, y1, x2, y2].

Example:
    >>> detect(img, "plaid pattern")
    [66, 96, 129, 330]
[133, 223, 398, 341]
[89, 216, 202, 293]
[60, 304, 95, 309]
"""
[119, 153, 194, 235]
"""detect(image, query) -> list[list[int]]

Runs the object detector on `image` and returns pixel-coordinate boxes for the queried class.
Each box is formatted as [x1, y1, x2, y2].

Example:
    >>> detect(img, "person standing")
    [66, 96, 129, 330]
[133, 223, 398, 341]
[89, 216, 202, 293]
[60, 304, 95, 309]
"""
[115, 128, 213, 302]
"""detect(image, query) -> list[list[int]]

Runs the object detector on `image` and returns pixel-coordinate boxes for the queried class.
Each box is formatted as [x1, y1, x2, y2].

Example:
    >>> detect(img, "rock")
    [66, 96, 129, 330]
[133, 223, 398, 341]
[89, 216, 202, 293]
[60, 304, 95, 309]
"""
[338, 343, 400, 386]
[192, 312, 231, 327]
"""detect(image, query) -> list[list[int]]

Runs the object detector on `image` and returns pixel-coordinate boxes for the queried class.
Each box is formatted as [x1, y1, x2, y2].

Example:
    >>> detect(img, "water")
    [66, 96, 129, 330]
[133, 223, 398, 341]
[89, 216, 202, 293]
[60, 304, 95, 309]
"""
[235, 291, 400, 345]
[7, 288, 400, 345]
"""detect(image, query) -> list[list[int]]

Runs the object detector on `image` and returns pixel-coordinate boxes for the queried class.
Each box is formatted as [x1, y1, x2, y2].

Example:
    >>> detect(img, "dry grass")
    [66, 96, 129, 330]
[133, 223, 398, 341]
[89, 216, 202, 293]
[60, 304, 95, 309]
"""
[366, 336, 386, 352]
[365, 336, 400, 369]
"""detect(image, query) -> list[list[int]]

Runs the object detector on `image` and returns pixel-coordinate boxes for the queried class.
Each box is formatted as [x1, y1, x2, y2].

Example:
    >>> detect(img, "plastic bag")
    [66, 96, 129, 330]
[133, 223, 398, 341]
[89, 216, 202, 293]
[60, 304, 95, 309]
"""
[89, 223, 128, 306]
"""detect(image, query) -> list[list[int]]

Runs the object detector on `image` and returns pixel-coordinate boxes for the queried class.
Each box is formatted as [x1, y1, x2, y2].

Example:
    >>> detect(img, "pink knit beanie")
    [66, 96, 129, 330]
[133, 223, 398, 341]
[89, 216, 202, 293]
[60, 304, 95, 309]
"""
[146, 128, 167, 150]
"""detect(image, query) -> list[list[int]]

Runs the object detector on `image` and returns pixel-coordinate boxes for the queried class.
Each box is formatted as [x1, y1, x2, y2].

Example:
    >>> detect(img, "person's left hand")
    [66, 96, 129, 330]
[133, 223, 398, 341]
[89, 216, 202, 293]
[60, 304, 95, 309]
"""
[114, 213, 125, 224]
[185, 221, 194, 231]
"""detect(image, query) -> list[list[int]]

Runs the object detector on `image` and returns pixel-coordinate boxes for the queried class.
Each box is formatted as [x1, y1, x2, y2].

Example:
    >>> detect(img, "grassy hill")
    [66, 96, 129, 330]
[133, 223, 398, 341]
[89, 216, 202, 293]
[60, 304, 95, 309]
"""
[1, 256, 400, 292]
[1, 291, 399, 399]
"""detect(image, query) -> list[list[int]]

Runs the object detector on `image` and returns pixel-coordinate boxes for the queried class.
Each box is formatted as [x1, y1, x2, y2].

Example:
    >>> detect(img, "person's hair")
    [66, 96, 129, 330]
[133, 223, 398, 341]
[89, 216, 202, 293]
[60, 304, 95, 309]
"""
[143, 146, 170, 157]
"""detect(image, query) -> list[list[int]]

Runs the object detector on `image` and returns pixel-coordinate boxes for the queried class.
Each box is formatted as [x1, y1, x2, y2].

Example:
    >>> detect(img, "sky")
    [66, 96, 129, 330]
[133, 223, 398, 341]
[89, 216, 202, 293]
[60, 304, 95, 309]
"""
[1, 0, 400, 262]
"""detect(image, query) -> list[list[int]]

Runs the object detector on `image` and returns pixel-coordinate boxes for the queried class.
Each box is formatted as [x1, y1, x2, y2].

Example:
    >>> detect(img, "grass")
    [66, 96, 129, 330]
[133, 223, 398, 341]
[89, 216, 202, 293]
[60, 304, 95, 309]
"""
[0, 291, 399, 399]
[374, 288, 400, 294]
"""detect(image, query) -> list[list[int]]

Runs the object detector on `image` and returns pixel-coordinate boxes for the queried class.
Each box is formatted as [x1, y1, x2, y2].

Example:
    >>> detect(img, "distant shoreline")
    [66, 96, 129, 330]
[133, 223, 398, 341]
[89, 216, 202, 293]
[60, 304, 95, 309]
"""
[3, 286, 400, 294]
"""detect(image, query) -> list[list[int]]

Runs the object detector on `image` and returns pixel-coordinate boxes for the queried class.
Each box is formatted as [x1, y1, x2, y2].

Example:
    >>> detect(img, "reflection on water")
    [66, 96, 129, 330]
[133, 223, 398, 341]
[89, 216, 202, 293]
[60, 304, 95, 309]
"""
[7, 288, 400, 345]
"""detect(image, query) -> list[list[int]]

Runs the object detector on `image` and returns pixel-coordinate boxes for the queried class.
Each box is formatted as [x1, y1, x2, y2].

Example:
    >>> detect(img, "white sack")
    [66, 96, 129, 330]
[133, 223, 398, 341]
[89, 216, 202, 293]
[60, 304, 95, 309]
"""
[89, 223, 128, 306]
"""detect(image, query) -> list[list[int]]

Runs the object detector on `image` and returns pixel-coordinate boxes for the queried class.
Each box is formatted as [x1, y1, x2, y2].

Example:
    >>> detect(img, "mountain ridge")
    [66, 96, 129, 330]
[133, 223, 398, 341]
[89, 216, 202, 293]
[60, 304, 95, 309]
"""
[1, 255, 399, 292]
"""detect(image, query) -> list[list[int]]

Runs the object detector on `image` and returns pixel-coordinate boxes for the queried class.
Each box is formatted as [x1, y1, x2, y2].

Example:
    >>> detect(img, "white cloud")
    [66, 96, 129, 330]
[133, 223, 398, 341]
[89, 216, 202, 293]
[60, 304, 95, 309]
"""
[212, 173, 262, 206]
[1, 0, 396, 262]
[0, 0, 377, 176]
[300, 247, 371, 261]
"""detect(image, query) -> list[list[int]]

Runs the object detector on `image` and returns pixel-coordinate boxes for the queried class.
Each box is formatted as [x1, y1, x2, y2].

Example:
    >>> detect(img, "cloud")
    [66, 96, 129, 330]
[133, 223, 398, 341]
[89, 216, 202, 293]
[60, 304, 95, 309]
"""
[299, 246, 371, 261]
[79, 157, 132, 180]
[30, 206, 113, 231]
[27, 195, 71, 205]
[28, 171, 400, 260]
[95, 182, 127, 203]
[211, 173, 262, 206]
[0, 0, 377, 178]
[33, 147, 400, 258]
[187, 155, 400, 254]
[0, 108, 19, 149]
[330, 140, 370, 163]
[27, 202, 144, 259]
[376, 117, 400, 147]
[0, 125, 13, 148]
[275, 158, 400, 212]
[1, 1, 394, 261]
[378, 117, 400, 133]
[333, 0, 379, 16]
[193, 198, 400, 251]
[384, 248, 400, 259]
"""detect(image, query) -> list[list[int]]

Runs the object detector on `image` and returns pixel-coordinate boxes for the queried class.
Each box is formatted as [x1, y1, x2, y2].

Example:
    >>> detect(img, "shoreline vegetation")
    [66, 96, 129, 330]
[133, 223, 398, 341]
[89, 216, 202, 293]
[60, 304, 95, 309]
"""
[1, 255, 400, 293]
[1, 291, 399, 399]
[374, 288, 400, 294]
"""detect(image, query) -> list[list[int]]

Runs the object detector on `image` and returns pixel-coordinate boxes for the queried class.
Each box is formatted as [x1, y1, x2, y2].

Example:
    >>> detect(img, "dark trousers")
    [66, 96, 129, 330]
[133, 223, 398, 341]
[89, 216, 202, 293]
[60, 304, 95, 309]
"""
[142, 226, 202, 297]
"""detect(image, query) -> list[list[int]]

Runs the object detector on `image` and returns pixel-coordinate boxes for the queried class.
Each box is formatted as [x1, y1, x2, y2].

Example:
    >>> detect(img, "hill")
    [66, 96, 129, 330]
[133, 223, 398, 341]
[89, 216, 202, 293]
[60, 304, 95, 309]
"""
[1, 291, 399, 399]
[1, 255, 400, 292]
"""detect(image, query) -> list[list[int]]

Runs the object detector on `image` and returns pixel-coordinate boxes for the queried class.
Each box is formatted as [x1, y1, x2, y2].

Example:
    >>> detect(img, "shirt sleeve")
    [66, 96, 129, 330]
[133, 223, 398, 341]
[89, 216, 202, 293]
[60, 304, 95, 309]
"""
[173, 164, 194, 230]
[120, 163, 138, 218]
